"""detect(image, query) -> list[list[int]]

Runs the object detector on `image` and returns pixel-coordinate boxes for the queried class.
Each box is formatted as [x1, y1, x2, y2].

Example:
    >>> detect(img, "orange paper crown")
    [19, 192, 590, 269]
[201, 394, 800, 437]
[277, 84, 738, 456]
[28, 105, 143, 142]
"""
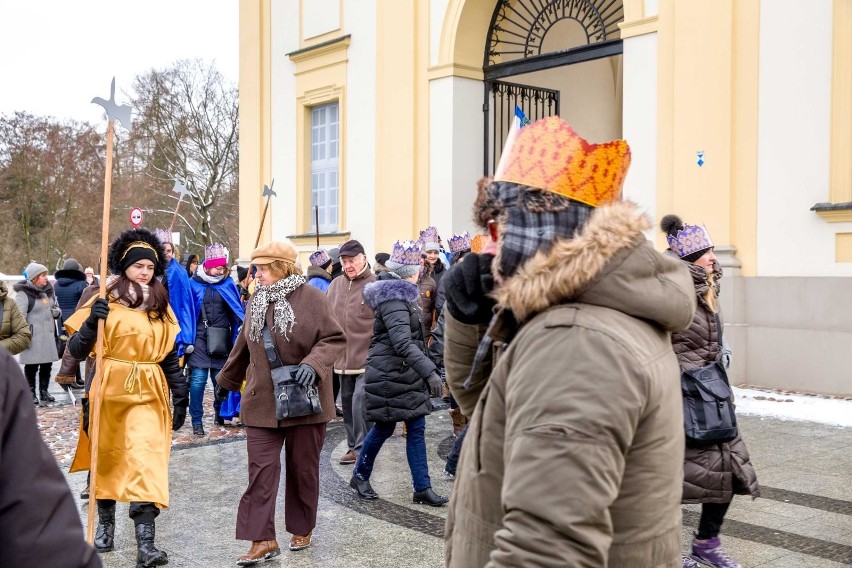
[494, 116, 631, 207]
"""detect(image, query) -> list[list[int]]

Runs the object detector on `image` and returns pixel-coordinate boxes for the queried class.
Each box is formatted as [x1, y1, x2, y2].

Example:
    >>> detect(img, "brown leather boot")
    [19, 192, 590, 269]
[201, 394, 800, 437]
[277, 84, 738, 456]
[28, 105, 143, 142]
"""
[449, 408, 468, 437]
[289, 532, 312, 551]
[236, 540, 280, 566]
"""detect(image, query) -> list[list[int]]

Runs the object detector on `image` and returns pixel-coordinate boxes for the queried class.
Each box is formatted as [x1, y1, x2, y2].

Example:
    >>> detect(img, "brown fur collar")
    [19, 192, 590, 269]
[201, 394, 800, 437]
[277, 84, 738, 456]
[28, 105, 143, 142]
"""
[494, 200, 650, 322]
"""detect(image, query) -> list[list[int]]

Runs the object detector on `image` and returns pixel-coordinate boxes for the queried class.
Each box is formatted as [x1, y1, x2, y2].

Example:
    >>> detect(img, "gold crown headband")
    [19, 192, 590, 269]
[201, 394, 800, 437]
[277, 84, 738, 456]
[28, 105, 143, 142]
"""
[119, 241, 159, 262]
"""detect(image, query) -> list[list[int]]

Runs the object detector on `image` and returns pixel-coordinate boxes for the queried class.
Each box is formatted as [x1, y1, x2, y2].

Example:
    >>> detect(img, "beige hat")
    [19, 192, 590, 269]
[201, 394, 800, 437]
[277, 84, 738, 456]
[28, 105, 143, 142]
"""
[251, 240, 297, 265]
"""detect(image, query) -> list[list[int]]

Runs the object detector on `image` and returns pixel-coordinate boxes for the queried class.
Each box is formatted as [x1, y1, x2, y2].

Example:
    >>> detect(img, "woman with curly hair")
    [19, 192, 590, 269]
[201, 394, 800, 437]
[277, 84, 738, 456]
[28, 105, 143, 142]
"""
[64, 227, 188, 568]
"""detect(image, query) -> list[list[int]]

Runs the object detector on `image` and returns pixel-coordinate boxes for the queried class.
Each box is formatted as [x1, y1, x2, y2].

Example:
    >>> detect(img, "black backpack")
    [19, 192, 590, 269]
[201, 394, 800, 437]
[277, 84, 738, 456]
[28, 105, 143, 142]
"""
[680, 315, 738, 444]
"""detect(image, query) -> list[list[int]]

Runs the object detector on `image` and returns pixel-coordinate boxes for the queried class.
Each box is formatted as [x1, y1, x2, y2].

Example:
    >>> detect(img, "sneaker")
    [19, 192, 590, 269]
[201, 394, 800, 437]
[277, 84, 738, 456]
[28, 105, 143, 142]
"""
[339, 450, 357, 465]
[691, 537, 742, 568]
[192, 424, 205, 436]
[682, 554, 701, 568]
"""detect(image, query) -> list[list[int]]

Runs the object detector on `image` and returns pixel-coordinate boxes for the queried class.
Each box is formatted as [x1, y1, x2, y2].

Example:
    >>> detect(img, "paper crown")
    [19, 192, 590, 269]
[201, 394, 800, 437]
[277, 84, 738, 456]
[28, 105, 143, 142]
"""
[390, 240, 423, 266]
[667, 224, 714, 259]
[448, 232, 472, 253]
[309, 249, 331, 267]
[203, 243, 227, 269]
[470, 234, 486, 254]
[494, 116, 631, 207]
[153, 228, 172, 245]
[419, 226, 441, 245]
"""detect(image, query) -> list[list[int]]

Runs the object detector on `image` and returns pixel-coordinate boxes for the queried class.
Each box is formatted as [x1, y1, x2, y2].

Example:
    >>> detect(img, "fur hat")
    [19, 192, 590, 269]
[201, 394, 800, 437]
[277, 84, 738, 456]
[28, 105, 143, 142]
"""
[108, 228, 167, 277]
[661, 214, 714, 262]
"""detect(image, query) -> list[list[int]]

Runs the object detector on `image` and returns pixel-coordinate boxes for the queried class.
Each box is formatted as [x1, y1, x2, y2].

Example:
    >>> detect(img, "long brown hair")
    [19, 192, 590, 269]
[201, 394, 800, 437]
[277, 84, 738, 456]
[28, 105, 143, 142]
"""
[107, 276, 173, 322]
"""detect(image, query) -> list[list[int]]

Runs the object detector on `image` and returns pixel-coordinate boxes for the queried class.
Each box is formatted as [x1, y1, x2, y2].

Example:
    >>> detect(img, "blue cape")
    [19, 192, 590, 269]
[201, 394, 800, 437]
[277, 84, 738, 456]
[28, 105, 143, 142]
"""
[166, 258, 198, 356]
[188, 275, 246, 345]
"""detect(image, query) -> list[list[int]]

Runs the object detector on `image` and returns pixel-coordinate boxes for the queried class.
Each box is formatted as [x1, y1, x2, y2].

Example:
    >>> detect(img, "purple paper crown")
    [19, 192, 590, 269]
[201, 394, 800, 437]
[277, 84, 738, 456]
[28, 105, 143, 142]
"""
[667, 224, 714, 258]
[419, 226, 440, 245]
[153, 228, 172, 245]
[205, 243, 226, 260]
[448, 232, 471, 254]
[309, 249, 331, 267]
[390, 240, 423, 266]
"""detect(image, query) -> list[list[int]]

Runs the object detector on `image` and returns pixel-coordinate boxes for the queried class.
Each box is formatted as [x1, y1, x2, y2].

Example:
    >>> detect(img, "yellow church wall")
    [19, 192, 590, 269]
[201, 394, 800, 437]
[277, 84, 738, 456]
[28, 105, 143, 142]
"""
[237, 0, 272, 261]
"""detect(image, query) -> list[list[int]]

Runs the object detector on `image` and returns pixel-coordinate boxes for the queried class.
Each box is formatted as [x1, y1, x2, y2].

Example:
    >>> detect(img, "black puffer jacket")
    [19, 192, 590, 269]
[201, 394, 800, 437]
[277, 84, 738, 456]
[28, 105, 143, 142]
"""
[362, 276, 437, 423]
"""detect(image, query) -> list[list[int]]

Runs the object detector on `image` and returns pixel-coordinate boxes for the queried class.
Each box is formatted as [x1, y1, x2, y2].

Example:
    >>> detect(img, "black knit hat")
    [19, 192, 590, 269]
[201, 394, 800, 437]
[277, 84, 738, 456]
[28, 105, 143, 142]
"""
[108, 228, 167, 277]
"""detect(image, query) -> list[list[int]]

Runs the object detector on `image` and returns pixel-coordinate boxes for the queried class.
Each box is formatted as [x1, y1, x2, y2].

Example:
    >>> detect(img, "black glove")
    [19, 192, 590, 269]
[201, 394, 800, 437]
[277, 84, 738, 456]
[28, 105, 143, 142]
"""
[214, 385, 230, 403]
[83, 298, 110, 330]
[172, 406, 187, 431]
[445, 253, 497, 325]
[426, 372, 442, 398]
[294, 364, 317, 388]
[81, 396, 90, 434]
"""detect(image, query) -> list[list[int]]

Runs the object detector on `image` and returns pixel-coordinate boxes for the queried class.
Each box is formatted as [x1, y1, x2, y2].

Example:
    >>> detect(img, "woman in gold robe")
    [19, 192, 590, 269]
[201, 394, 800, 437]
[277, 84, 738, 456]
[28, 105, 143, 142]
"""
[65, 227, 188, 568]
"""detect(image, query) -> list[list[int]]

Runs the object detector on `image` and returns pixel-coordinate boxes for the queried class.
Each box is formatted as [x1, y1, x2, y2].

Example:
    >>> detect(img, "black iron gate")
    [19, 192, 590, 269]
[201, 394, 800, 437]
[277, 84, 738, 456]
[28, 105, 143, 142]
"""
[483, 80, 560, 175]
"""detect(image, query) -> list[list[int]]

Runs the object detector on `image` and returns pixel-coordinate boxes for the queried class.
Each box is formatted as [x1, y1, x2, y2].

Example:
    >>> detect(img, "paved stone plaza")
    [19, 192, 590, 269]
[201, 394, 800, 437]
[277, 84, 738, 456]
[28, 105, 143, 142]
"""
[44, 394, 852, 568]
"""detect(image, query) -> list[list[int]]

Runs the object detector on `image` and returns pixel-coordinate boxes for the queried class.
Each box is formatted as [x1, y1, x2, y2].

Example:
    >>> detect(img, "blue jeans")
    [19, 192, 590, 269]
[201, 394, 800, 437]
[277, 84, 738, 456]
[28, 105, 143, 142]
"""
[189, 367, 221, 425]
[353, 415, 431, 492]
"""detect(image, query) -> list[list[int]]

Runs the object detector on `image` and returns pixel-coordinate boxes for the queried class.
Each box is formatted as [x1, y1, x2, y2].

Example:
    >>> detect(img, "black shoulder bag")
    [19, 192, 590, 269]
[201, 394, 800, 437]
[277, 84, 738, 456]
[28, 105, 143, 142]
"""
[262, 327, 321, 420]
[201, 287, 231, 357]
[681, 314, 738, 444]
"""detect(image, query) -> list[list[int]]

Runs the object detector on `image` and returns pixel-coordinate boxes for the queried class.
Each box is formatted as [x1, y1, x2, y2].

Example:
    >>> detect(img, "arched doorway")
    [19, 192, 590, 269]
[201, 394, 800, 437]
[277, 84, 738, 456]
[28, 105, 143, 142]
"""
[482, 0, 625, 174]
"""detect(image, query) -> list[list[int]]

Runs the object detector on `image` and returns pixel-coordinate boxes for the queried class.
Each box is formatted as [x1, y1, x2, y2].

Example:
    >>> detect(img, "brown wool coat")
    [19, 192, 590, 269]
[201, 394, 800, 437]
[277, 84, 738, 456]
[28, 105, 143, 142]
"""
[216, 283, 346, 428]
[670, 256, 760, 504]
[327, 267, 376, 372]
[444, 202, 696, 568]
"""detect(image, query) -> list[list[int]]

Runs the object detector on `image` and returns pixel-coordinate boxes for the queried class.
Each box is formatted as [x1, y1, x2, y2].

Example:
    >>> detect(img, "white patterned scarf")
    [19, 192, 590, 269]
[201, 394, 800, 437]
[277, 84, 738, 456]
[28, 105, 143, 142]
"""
[248, 275, 306, 342]
[106, 274, 150, 311]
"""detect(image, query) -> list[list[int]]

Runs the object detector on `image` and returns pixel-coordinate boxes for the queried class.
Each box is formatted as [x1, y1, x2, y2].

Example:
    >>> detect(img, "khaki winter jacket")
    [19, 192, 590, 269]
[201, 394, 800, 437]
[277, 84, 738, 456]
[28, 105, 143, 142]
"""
[444, 201, 696, 568]
[0, 281, 32, 355]
[327, 266, 376, 373]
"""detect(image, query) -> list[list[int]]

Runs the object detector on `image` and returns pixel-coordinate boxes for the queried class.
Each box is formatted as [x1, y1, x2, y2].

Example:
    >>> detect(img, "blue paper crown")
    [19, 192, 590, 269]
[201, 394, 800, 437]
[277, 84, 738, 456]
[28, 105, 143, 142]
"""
[448, 232, 472, 253]
[153, 228, 172, 244]
[667, 224, 713, 258]
[390, 240, 423, 266]
[204, 243, 226, 261]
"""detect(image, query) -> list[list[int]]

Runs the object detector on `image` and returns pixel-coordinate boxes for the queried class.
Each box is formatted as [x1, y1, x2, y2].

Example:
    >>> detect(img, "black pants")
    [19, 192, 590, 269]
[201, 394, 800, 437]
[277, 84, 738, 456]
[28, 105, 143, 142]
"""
[697, 501, 731, 540]
[96, 499, 159, 526]
[24, 363, 53, 393]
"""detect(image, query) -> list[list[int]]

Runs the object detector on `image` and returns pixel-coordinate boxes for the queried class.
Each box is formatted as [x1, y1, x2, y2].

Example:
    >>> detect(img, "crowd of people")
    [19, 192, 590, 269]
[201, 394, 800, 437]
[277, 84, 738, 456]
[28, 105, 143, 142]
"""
[0, 115, 760, 568]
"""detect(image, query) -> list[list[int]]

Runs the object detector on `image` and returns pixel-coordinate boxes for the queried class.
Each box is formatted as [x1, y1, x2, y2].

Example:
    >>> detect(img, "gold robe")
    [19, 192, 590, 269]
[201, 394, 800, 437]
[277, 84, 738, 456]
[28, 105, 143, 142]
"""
[65, 298, 179, 509]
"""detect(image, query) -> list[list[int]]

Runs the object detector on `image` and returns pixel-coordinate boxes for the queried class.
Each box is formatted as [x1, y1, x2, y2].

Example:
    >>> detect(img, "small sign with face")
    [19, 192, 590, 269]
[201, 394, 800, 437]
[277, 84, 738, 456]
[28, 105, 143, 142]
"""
[130, 207, 144, 227]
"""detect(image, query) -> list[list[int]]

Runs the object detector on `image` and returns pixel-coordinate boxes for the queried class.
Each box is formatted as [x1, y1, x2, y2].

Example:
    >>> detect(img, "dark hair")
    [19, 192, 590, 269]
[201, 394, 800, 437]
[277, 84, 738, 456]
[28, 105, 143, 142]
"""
[107, 275, 173, 322]
[184, 254, 199, 276]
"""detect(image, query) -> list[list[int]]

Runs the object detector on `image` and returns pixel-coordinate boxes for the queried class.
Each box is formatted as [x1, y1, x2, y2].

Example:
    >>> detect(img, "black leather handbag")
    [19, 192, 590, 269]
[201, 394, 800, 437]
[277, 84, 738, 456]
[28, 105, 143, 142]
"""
[262, 327, 321, 420]
[202, 288, 231, 357]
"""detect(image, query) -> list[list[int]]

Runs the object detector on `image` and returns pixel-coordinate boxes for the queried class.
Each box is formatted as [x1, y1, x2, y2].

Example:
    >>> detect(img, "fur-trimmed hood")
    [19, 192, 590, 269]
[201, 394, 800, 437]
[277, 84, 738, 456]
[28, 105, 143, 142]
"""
[363, 279, 419, 309]
[495, 200, 695, 332]
[13, 279, 55, 300]
[306, 265, 332, 282]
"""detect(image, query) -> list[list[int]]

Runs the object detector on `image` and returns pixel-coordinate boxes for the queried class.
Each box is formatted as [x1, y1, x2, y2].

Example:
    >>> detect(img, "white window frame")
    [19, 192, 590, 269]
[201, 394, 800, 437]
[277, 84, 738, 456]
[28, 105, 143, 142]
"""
[310, 102, 340, 233]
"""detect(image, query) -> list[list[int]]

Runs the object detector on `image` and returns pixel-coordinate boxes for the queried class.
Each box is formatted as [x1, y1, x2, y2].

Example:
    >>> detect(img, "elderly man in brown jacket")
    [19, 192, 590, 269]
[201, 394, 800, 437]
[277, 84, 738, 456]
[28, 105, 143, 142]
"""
[442, 117, 696, 567]
[327, 239, 377, 464]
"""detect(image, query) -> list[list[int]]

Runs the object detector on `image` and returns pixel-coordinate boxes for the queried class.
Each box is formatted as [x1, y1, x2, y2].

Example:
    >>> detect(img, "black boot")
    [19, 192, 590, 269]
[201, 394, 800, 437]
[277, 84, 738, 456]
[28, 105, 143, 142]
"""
[135, 522, 168, 567]
[94, 504, 115, 553]
[39, 390, 55, 403]
[31, 388, 38, 405]
[349, 475, 378, 500]
[412, 487, 449, 507]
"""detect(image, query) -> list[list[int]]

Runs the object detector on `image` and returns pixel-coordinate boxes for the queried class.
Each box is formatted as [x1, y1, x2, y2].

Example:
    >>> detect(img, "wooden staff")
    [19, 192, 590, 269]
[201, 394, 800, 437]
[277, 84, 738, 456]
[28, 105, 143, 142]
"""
[254, 181, 276, 248]
[86, 78, 131, 543]
[86, 119, 115, 543]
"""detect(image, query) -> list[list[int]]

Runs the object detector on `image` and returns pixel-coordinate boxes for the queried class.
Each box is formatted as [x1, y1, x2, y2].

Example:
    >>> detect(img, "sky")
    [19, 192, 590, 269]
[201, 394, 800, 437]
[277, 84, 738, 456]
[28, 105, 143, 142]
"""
[0, 0, 239, 126]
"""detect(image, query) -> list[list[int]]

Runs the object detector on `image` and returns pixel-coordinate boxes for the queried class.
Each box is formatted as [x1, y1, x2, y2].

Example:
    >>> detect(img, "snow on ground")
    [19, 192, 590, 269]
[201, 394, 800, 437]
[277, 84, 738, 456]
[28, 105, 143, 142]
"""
[733, 386, 852, 428]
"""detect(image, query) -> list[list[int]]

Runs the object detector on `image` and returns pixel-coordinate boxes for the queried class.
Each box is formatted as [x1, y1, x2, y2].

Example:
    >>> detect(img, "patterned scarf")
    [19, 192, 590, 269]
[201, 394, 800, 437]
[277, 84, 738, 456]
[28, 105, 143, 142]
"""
[248, 275, 306, 342]
[106, 274, 150, 311]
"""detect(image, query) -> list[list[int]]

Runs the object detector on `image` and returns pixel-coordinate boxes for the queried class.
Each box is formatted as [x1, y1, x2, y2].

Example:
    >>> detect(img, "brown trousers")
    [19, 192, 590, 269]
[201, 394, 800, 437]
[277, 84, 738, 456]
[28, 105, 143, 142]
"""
[236, 422, 326, 541]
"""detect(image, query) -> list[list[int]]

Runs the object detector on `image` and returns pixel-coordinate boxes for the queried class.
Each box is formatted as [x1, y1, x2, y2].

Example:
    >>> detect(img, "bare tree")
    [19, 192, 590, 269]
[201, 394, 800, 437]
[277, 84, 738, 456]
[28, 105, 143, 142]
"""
[131, 59, 239, 252]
